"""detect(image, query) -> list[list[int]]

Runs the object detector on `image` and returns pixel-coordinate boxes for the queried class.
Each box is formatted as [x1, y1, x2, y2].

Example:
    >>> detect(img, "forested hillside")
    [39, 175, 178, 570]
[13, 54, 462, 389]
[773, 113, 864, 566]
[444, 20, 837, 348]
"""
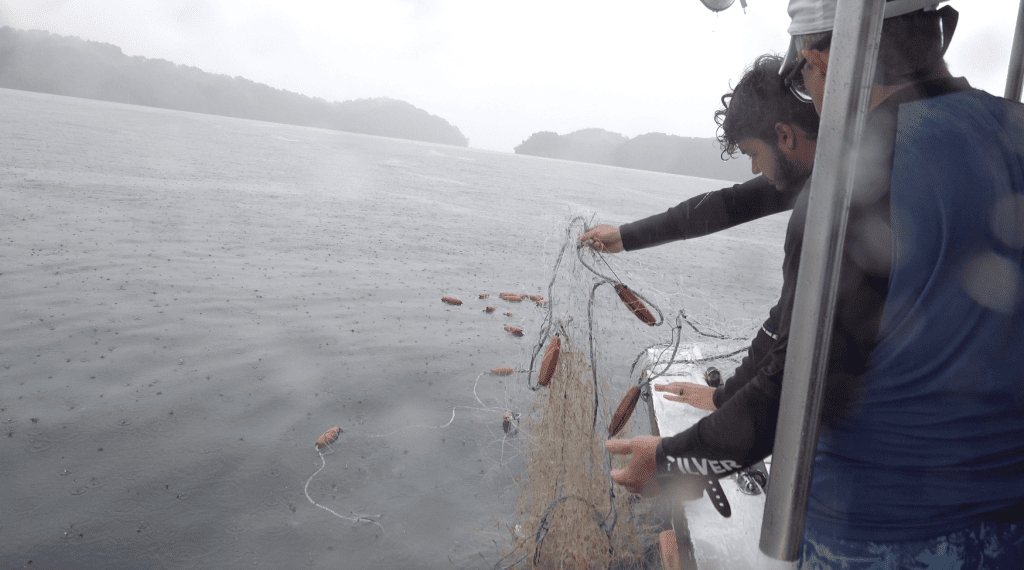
[0, 27, 469, 147]
[515, 129, 752, 182]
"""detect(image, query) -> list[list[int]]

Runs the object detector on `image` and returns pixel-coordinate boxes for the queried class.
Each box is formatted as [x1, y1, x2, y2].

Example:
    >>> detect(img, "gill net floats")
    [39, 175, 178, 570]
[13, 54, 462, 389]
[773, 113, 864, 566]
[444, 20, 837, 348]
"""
[304, 427, 384, 532]
[608, 386, 641, 438]
[537, 335, 561, 387]
[613, 284, 656, 326]
[303, 372, 524, 534]
[497, 216, 758, 570]
[314, 426, 341, 450]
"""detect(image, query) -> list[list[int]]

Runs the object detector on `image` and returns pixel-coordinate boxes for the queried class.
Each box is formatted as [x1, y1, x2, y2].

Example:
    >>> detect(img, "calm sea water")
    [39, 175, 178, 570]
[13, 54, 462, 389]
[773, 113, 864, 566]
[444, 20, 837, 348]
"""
[0, 88, 786, 569]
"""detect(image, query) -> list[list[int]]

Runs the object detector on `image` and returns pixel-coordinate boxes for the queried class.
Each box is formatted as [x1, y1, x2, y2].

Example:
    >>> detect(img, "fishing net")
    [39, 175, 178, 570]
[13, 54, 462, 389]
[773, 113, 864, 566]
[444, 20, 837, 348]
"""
[491, 215, 761, 570]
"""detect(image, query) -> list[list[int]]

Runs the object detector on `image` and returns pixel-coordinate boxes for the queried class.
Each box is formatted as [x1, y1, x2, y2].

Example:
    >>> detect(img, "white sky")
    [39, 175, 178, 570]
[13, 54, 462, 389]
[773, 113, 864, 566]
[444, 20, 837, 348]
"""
[0, 0, 1017, 151]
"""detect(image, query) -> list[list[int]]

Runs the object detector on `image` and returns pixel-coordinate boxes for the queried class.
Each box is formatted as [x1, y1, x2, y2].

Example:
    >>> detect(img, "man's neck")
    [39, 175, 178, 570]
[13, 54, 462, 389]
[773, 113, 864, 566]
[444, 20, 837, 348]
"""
[869, 68, 954, 109]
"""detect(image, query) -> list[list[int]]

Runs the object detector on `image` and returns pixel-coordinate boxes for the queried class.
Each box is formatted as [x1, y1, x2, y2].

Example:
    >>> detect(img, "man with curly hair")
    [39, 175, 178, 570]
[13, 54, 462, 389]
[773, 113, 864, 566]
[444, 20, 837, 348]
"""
[581, 53, 818, 412]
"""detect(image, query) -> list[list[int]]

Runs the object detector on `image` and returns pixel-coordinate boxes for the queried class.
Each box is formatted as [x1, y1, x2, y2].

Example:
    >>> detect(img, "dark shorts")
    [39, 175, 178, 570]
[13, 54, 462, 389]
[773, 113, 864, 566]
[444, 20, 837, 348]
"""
[799, 521, 1024, 570]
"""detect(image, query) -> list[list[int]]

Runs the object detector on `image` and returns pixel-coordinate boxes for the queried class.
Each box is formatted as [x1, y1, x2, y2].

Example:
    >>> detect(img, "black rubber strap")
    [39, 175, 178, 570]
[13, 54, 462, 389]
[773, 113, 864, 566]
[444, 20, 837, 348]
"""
[703, 476, 732, 518]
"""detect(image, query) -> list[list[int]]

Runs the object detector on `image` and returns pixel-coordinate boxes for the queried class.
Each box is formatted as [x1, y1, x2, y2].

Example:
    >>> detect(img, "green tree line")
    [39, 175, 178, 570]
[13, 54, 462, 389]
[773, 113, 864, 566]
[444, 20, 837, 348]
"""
[515, 128, 752, 182]
[0, 27, 469, 147]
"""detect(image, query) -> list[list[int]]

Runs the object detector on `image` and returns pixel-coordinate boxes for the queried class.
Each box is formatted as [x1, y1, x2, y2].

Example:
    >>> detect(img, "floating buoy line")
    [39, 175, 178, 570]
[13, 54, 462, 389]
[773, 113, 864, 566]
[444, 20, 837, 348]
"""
[304, 429, 384, 532]
[306, 216, 752, 561]
[494, 215, 754, 570]
[314, 426, 341, 449]
[303, 370, 530, 534]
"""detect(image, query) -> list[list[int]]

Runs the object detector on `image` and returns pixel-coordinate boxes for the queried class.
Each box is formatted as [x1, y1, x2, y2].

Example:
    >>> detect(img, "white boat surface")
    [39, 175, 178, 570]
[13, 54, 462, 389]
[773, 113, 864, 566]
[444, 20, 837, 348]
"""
[643, 343, 797, 570]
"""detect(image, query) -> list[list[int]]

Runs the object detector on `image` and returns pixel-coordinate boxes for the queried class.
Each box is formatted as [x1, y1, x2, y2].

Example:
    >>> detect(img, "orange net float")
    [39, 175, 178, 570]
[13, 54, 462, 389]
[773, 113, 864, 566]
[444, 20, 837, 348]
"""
[500, 293, 525, 302]
[609, 386, 641, 437]
[484, 306, 496, 313]
[528, 295, 544, 302]
[491, 367, 515, 376]
[613, 284, 655, 326]
[314, 426, 342, 450]
[479, 293, 490, 299]
[441, 296, 463, 306]
[504, 325, 524, 337]
[504, 312, 515, 317]
[537, 336, 561, 387]
[535, 299, 548, 307]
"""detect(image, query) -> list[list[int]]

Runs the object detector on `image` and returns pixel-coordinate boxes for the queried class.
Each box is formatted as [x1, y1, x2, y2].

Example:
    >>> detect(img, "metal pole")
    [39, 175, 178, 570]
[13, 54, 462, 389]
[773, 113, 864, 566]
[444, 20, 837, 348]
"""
[758, 0, 885, 561]
[1006, 0, 1024, 101]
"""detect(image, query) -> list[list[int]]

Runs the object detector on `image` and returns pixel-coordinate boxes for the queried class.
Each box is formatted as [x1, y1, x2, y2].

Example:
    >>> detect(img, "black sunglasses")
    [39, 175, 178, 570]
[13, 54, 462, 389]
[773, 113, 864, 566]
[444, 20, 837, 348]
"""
[781, 34, 831, 103]
[784, 56, 812, 103]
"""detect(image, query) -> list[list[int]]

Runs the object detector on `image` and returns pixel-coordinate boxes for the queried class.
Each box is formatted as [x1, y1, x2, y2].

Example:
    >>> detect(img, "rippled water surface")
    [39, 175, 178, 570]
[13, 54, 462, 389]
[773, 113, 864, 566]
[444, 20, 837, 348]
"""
[0, 88, 786, 569]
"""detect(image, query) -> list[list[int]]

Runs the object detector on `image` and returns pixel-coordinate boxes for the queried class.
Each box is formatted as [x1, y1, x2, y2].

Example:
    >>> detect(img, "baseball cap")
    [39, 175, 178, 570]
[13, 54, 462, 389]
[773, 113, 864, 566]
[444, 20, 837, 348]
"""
[780, 0, 950, 81]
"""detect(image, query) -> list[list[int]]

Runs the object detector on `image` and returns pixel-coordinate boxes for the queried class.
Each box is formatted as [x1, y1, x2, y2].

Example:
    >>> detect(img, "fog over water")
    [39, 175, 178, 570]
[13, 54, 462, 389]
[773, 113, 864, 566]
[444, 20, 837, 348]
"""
[0, 0, 1012, 152]
[0, 88, 788, 568]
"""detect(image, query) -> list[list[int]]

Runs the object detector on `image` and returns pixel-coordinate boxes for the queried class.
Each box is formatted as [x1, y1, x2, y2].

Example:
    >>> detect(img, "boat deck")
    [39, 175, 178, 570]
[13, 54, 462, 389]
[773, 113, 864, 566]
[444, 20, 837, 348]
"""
[641, 343, 796, 570]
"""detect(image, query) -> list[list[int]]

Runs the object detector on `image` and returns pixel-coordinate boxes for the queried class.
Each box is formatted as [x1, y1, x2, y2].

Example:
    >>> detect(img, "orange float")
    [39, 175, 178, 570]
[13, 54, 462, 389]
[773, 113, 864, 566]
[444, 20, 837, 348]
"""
[613, 284, 655, 326]
[504, 325, 524, 336]
[504, 312, 514, 317]
[500, 293, 525, 302]
[659, 530, 683, 570]
[609, 386, 641, 437]
[535, 299, 548, 307]
[441, 296, 463, 306]
[484, 306, 496, 313]
[528, 295, 543, 302]
[314, 426, 341, 450]
[491, 367, 515, 376]
[479, 293, 490, 299]
[538, 336, 561, 387]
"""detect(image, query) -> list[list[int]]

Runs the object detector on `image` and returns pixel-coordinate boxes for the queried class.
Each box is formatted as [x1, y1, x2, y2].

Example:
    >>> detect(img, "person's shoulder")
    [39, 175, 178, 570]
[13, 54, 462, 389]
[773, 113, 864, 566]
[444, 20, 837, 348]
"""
[732, 175, 775, 192]
[902, 82, 1022, 133]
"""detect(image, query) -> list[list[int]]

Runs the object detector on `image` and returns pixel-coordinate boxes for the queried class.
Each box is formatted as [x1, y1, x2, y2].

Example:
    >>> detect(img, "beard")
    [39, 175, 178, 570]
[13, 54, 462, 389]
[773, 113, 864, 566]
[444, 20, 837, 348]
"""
[771, 146, 812, 191]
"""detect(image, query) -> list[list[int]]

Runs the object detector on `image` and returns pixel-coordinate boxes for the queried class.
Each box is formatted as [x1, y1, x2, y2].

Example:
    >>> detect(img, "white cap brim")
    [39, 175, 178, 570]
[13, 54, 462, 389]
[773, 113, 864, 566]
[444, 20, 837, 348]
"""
[787, 0, 946, 36]
[779, 36, 801, 78]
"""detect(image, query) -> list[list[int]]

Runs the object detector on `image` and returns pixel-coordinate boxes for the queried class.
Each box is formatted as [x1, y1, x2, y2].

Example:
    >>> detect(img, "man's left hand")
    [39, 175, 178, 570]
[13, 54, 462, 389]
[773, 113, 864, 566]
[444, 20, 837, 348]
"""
[605, 435, 662, 496]
[655, 382, 717, 411]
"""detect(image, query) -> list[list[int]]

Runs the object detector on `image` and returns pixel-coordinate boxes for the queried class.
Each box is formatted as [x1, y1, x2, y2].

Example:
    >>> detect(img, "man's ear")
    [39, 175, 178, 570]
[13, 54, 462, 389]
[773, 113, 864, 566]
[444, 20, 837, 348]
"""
[775, 123, 796, 151]
[803, 48, 829, 76]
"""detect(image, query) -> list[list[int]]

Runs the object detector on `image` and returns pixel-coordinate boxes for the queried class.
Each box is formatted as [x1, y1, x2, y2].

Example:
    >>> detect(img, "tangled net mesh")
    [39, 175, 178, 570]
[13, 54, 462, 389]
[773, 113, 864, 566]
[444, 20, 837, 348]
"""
[503, 334, 655, 570]
[487, 214, 764, 570]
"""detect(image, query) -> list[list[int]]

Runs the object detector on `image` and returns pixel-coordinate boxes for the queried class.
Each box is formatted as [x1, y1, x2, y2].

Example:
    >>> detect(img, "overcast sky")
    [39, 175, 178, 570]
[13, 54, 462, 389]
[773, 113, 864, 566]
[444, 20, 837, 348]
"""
[0, 0, 1016, 151]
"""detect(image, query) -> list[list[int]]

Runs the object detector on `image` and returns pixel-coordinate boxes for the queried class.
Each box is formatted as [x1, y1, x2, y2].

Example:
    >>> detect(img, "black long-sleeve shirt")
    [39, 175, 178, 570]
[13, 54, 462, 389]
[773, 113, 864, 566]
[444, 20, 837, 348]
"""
[619, 175, 803, 413]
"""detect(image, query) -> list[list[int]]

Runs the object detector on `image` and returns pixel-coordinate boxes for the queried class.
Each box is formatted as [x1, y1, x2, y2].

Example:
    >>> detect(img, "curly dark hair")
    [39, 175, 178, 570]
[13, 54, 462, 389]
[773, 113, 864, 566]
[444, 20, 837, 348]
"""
[715, 54, 820, 159]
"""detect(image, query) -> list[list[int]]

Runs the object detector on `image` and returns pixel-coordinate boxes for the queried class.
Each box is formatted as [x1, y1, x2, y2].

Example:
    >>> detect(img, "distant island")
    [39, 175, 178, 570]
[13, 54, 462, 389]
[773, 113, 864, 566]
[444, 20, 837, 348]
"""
[515, 128, 752, 182]
[0, 27, 469, 147]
